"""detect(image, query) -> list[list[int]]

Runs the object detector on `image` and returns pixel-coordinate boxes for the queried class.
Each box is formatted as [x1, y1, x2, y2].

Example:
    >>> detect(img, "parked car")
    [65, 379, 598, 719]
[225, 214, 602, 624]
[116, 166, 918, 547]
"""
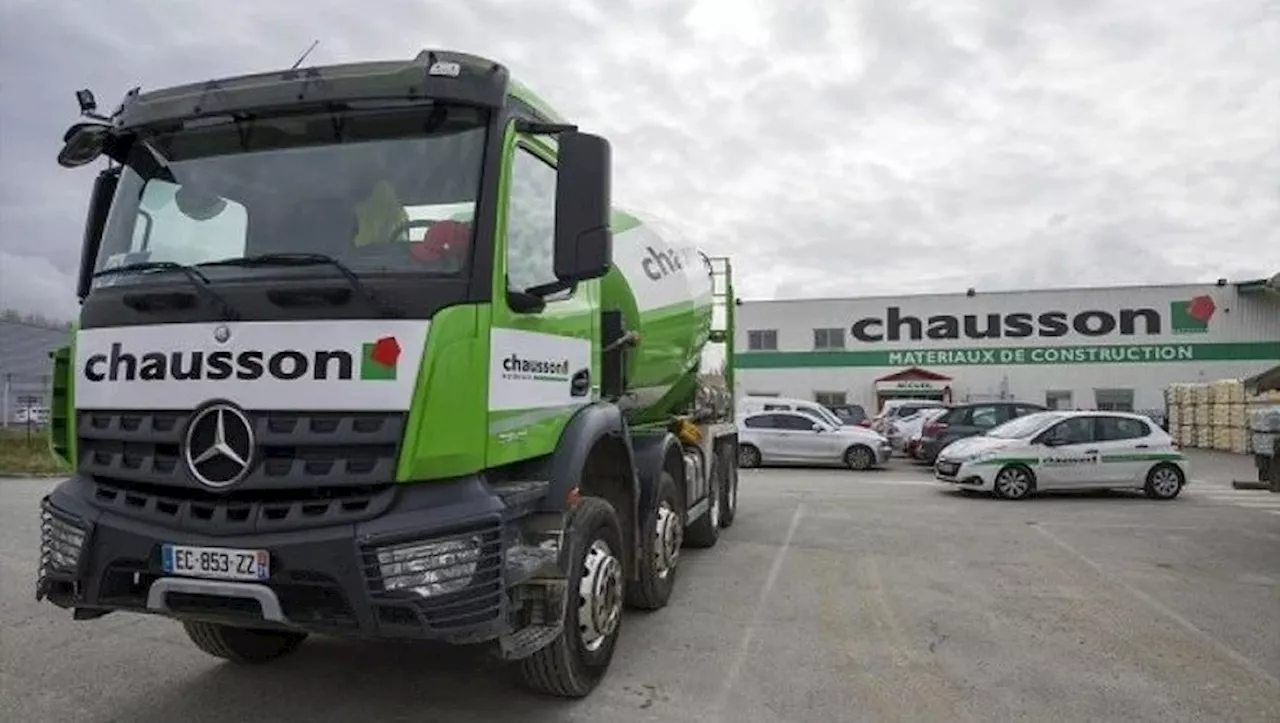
[738, 395, 848, 428]
[917, 401, 1048, 463]
[870, 399, 946, 436]
[826, 403, 869, 427]
[737, 410, 892, 470]
[903, 407, 951, 459]
[933, 410, 1189, 500]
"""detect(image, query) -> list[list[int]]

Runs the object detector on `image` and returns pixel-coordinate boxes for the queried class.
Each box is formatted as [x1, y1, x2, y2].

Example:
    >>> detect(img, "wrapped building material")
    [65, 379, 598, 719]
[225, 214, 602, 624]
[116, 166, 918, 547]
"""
[1248, 405, 1280, 433]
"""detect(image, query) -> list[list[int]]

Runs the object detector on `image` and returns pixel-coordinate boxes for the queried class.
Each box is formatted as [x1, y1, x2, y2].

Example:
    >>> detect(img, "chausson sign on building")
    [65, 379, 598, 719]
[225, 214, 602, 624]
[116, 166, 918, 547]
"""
[738, 291, 1280, 369]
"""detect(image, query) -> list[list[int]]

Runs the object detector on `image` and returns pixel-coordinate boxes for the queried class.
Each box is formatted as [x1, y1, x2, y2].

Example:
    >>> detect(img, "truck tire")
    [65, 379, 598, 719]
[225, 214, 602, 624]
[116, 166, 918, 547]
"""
[684, 458, 722, 549]
[518, 496, 625, 698]
[719, 446, 738, 528]
[182, 621, 307, 664]
[625, 471, 682, 610]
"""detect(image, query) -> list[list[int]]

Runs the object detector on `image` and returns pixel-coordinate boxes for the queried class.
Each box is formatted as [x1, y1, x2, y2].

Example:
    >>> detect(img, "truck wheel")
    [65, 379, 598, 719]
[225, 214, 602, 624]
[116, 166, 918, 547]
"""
[182, 621, 307, 664]
[719, 446, 738, 528]
[518, 496, 625, 698]
[684, 459, 722, 549]
[625, 471, 682, 610]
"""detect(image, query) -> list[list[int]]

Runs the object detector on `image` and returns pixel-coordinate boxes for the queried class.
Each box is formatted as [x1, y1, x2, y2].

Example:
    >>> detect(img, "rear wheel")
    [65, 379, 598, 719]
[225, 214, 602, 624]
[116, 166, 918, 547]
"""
[625, 471, 682, 610]
[719, 446, 738, 528]
[1144, 463, 1184, 500]
[738, 444, 761, 468]
[685, 458, 722, 549]
[844, 445, 875, 471]
[993, 465, 1035, 500]
[518, 496, 625, 698]
[182, 621, 307, 664]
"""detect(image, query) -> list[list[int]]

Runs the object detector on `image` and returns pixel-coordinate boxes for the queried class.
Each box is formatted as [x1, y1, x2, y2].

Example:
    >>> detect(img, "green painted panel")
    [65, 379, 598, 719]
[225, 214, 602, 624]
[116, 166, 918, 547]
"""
[395, 305, 489, 482]
[738, 341, 1280, 369]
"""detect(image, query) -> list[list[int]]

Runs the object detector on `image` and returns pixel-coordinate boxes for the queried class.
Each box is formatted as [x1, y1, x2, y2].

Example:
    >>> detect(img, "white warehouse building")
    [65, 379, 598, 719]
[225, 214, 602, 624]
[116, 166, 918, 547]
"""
[733, 274, 1280, 418]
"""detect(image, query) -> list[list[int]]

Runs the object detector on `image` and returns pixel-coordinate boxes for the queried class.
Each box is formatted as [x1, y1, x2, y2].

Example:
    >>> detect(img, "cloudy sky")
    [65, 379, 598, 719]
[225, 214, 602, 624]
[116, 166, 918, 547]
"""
[1, 0, 1278, 320]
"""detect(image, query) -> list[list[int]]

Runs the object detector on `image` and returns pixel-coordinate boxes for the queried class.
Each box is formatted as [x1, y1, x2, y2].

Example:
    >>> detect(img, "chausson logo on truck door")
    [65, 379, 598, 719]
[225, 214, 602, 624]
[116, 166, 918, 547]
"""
[501, 353, 572, 382]
[850, 305, 1165, 343]
[81, 335, 403, 383]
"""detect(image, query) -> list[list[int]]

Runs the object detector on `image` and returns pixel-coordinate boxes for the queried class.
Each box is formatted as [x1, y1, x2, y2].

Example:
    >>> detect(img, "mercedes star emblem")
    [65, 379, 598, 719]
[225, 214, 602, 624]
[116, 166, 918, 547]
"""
[183, 403, 255, 489]
[213, 324, 231, 344]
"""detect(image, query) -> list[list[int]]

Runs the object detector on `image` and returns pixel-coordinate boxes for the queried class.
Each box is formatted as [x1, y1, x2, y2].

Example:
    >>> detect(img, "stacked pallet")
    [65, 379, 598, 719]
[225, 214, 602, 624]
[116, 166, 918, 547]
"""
[1166, 379, 1260, 454]
[1249, 395, 1280, 458]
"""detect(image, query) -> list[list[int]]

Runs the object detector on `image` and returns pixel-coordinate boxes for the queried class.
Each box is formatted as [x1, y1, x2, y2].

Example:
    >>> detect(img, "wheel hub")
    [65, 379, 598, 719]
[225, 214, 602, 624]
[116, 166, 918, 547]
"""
[578, 539, 623, 652]
[1152, 469, 1180, 496]
[653, 502, 681, 579]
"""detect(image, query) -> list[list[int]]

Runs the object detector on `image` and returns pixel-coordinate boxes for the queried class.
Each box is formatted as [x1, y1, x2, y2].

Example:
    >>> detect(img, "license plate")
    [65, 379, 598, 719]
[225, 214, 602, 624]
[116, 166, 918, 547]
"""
[162, 544, 270, 582]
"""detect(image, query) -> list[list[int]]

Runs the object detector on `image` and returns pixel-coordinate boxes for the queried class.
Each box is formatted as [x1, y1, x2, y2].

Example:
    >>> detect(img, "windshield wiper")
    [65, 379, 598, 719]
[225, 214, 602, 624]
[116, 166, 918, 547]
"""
[92, 261, 240, 319]
[198, 253, 401, 318]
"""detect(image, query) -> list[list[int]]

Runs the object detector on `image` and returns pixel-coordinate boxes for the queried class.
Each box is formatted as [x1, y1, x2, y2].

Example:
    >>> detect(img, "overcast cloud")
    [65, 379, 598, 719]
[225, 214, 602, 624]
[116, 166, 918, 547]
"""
[1, 0, 1278, 320]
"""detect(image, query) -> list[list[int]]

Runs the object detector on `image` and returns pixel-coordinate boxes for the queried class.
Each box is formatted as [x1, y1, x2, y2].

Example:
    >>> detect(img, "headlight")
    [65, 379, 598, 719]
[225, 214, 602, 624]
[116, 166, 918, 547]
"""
[375, 536, 483, 598]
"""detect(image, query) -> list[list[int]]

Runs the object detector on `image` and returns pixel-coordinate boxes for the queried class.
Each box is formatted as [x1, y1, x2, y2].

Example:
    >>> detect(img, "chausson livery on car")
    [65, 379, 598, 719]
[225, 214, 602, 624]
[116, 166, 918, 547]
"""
[933, 410, 1189, 500]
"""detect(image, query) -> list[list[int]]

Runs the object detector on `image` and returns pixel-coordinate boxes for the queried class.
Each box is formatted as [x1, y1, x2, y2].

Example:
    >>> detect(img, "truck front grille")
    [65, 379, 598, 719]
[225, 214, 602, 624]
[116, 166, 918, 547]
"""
[89, 477, 396, 534]
[78, 409, 405, 492]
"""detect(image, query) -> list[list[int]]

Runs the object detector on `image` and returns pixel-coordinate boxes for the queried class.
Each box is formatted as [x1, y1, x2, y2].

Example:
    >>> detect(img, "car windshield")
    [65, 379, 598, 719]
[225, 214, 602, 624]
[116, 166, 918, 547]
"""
[93, 103, 487, 290]
[984, 411, 1067, 439]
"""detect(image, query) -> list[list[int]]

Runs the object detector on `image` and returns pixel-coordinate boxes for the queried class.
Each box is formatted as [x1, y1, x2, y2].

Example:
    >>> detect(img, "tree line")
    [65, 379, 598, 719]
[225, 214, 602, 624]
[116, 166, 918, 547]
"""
[0, 309, 73, 330]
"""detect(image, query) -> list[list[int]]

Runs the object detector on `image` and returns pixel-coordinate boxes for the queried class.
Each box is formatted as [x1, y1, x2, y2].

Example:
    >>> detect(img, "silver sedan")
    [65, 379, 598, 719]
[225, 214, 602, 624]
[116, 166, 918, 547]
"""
[737, 410, 893, 470]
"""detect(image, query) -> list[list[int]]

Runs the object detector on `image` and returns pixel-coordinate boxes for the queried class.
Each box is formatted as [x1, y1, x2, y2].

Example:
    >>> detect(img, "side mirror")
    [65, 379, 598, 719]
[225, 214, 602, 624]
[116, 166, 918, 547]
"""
[58, 122, 113, 168]
[76, 167, 121, 300]
[552, 131, 612, 284]
[811, 423, 825, 432]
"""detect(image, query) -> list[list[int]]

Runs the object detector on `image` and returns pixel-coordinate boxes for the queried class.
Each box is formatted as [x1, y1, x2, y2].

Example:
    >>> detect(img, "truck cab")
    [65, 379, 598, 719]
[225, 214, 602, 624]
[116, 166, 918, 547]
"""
[38, 50, 740, 698]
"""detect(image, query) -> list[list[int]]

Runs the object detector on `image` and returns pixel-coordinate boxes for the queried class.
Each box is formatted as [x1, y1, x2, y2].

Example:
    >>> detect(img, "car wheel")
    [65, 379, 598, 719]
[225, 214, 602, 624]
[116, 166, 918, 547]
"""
[1144, 463, 1184, 500]
[738, 444, 761, 468]
[993, 465, 1035, 500]
[844, 445, 875, 471]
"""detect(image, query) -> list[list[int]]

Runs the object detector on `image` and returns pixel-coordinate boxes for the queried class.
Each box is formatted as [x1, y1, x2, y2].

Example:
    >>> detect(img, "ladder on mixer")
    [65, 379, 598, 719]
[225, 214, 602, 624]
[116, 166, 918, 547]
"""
[705, 256, 736, 400]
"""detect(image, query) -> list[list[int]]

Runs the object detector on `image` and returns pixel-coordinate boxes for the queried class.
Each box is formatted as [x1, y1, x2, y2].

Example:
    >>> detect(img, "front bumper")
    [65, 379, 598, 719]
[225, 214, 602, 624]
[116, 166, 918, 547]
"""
[932, 459, 996, 490]
[875, 442, 893, 464]
[36, 474, 562, 646]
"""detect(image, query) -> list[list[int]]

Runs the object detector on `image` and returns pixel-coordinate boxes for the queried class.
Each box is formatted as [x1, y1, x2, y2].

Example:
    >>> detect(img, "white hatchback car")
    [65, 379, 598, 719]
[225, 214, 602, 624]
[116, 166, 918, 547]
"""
[933, 410, 1189, 500]
[738, 410, 893, 470]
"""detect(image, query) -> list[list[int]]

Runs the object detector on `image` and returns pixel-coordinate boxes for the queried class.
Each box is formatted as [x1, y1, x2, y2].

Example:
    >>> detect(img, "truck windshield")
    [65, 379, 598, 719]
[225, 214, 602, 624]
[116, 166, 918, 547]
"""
[92, 103, 487, 290]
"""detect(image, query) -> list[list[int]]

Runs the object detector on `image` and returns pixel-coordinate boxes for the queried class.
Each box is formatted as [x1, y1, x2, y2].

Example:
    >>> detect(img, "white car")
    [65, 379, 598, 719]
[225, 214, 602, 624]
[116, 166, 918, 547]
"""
[738, 410, 892, 470]
[737, 396, 848, 428]
[933, 410, 1189, 500]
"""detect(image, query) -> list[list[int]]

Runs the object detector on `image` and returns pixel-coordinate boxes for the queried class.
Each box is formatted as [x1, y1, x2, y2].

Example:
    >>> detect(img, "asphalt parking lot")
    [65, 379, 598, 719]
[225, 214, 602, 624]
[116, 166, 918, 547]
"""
[2, 454, 1278, 723]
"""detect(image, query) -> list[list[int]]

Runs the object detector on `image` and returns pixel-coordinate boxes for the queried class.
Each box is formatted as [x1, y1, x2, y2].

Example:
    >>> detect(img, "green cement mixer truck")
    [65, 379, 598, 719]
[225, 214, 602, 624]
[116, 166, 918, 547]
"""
[36, 49, 740, 698]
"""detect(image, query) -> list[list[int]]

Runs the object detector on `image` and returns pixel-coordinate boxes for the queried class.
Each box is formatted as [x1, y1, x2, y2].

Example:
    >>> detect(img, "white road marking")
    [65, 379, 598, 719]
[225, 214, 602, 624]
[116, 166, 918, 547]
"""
[711, 502, 804, 720]
[1031, 523, 1280, 690]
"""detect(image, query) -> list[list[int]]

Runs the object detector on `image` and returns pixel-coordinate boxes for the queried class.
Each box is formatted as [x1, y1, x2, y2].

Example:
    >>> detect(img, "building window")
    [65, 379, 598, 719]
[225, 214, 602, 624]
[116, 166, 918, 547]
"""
[1094, 388, 1134, 412]
[1045, 390, 1073, 410]
[814, 391, 846, 406]
[813, 328, 845, 349]
[747, 329, 777, 350]
[746, 391, 780, 397]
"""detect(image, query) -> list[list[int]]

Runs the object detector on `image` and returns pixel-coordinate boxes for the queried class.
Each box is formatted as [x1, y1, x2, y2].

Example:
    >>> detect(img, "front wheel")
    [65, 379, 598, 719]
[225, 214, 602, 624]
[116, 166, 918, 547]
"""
[518, 497, 625, 698]
[844, 445, 875, 471]
[182, 621, 307, 664]
[1144, 463, 1184, 500]
[993, 465, 1035, 500]
[739, 444, 761, 468]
